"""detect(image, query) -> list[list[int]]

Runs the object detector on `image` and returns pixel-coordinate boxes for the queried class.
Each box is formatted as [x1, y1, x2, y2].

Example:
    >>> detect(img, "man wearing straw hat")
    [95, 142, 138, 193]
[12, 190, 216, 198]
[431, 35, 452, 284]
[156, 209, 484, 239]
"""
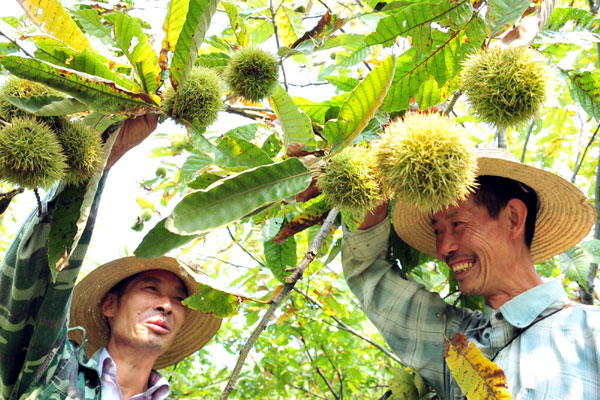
[342, 148, 600, 399]
[0, 115, 221, 399]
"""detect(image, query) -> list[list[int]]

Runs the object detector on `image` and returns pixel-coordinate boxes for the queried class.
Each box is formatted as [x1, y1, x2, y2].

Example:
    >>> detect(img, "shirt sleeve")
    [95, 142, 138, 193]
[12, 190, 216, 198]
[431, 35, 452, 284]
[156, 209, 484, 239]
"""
[0, 174, 107, 399]
[341, 219, 468, 395]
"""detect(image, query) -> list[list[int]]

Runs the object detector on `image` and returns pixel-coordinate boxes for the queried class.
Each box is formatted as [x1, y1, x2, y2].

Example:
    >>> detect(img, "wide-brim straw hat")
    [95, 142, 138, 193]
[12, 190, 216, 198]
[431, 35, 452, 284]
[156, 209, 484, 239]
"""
[69, 256, 222, 369]
[393, 147, 596, 264]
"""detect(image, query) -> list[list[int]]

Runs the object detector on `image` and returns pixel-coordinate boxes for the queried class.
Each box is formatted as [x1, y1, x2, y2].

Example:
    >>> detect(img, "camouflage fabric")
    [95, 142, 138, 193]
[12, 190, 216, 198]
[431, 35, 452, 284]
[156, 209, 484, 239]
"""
[0, 176, 106, 400]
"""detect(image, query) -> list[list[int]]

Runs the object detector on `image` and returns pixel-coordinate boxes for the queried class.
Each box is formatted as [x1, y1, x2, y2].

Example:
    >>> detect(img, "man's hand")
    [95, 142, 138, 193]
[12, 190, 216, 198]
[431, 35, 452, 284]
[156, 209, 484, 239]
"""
[105, 113, 159, 170]
[358, 201, 389, 230]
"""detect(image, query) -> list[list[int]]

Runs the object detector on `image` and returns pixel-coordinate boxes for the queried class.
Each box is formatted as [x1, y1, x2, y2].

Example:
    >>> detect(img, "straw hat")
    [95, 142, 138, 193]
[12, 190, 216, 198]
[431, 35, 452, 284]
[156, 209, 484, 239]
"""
[392, 147, 596, 264]
[69, 256, 222, 369]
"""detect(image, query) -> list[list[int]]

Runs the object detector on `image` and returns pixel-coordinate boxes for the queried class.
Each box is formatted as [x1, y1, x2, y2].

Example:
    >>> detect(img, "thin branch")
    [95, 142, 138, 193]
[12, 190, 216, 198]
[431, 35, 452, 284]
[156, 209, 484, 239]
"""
[571, 121, 600, 183]
[223, 106, 270, 121]
[300, 333, 340, 400]
[270, 0, 289, 91]
[293, 287, 403, 364]
[0, 187, 24, 200]
[443, 89, 462, 116]
[288, 382, 330, 399]
[0, 29, 34, 58]
[219, 209, 340, 399]
[226, 104, 274, 113]
[199, 256, 251, 269]
[286, 81, 330, 87]
[520, 119, 536, 163]
[226, 226, 266, 267]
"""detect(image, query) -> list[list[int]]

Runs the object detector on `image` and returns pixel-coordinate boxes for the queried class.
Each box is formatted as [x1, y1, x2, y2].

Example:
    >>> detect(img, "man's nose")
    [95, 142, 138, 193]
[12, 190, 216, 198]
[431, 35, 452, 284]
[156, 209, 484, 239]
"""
[155, 296, 173, 314]
[437, 233, 459, 259]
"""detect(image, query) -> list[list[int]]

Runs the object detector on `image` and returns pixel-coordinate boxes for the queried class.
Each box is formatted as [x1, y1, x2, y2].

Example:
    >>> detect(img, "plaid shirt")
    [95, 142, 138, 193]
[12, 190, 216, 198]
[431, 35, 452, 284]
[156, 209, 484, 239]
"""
[0, 174, 172, 400]
[342, 220, 600, 400]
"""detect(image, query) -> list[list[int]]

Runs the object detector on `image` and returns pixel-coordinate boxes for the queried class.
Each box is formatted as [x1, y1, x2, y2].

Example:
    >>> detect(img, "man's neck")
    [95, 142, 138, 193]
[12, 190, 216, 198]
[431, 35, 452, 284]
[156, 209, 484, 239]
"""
[105, 343, 158, 398]
[485, 260, 543, 310]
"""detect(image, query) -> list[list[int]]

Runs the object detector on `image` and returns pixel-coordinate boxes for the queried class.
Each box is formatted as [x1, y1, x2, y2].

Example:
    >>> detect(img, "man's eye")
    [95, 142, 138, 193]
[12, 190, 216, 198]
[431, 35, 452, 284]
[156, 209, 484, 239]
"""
[453, 221, 463, 227]
[145, 285, 157, 291]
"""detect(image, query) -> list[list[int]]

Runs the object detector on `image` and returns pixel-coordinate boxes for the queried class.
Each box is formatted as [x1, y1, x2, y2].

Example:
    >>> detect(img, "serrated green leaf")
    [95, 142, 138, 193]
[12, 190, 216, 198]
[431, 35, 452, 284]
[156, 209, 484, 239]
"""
[540, 7, 600, 44]
[18, 0, 92, 51]
[113, 12, 160, 94]
[134, 218, 201, 258]
[33, 42, 139, 92]
[0, 56, 157, 114]
[160, 0, 191, 71]
[188, 173, 223, 190]
[390, 368, 419, 400]
[294, 95, 346, 124]
[184, 280, 246, 318]
[169, 0, 220, 89]
[165, 158, 312, 235]
[180, 152, 213, 180]
[0, 42, 20, 56]
[264, 236, 297, 283]
[195, 52, 230, 69]
[324, 75, 359, 92]
[5, 95, 88, 116]
[224, 123, 261, 141]
[249, 19, 274, 44]
[222, 1, 249, 47]
[561, 69, 600, 121]
[486, 0, 530, 36]
[269, 85, 315, 148]
[578, 239, 600, 264]
[261, 132, 282, 158]
[71, 8, 113, 45]
[274, 6, 300, 47]
[382, 16, 485, 112]
[559, 246, 592, 292]
[325, 55, 395, 153]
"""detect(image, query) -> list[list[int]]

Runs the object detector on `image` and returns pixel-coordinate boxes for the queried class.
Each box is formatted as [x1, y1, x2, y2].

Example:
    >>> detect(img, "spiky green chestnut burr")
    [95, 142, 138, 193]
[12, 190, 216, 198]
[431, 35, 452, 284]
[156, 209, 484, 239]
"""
[0, 77, 67, 130]
[0, 117, 67, 189]
[373, 113, 477, 213]
[225, 47, 279, 102]
[162, 67, 223, 127]
[461, 47, 551, 128]
[316, 146, 384, 219]
[55, 121, 104, 185]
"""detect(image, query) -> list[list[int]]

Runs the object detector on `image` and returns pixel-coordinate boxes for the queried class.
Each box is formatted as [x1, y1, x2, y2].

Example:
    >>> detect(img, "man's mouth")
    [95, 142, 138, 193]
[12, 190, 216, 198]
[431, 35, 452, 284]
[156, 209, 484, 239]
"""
[146, 320, 171, 333]
[452, 261, 474, 272]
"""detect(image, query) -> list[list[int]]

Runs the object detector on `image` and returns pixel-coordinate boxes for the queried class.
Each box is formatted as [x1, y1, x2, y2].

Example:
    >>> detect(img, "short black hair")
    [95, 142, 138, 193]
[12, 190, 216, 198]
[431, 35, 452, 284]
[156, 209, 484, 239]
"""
[472, 175, 538, 248]
[107, 272, 141, 305]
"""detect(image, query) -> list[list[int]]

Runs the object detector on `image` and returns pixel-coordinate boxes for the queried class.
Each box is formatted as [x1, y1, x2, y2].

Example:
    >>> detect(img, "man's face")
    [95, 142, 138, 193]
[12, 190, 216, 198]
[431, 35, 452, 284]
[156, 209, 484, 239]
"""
[101, 269, 189, 356]
[431, 196, 514, 298]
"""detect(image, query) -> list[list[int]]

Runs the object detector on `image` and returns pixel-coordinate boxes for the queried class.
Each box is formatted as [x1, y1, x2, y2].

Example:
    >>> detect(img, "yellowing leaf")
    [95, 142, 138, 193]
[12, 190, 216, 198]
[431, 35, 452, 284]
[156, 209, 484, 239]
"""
[160, 0, 190, 71]
[18, 0, 92, 52]
[444, 333, 512, 400]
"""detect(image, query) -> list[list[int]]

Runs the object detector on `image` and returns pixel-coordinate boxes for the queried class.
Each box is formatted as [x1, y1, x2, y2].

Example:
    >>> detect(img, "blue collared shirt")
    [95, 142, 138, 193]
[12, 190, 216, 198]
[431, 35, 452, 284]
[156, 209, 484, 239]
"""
[98, 348, 170, 400]
[342, 220, 600, 399]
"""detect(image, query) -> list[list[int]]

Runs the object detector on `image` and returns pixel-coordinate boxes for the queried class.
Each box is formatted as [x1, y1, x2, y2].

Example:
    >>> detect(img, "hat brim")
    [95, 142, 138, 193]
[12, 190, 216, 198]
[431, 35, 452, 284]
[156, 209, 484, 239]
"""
[392, 148, 596, 264]
[69, 256, 222, 369]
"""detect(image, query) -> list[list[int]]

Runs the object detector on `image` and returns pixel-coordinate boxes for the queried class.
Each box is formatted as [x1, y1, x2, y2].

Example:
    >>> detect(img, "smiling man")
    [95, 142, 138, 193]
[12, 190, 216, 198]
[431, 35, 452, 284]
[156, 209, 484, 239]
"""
[0, 115, 221, 400]
[342, 148, 600, 399]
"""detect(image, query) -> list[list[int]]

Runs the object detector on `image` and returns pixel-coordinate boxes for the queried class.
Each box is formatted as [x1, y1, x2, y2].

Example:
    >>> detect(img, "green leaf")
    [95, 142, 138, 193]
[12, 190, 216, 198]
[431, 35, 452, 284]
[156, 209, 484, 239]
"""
[215, 136, 273, 168]
[264, 236, 297, 283]
[224, 123, 261, 141]
[169, 0, 220, 89]
[71, 8, 113, 45]
[382, 16, 485, 112]
[486, 0, 530, 36]
[160, 0, 191, 71]
[165, 158, 312, 235]
[113, 12, 160, 94]
[5, 95, 88, 116]
[324, 75, 360, 92]
[188, 173, 223, 190]
[33, 43, 139, 92]
[559, 246, 592, 292]
[325, 55, 395, 152]
[269, 85, 315, 148]
[0, 42, 20, 56]
[180, 152, 213, 181]
[222, 1, 249, 47]
[542, 7, 600, 44]
[365, 1, 473, 47]
[249, 19, 274, 44]
[561, 69, 600, 121]
[19, 0, 92, 51]
[183, 281, 245, 318]
[578, 239, 600, 264]
[415, 77, 441, 110]
[261, 132, 282, 158]
[390, 368, 419, 400]
[295, 95, 346, 124]
[195, 52, 231, 69]
[134, 218, 201, 258]
[0, 56, 157, 114]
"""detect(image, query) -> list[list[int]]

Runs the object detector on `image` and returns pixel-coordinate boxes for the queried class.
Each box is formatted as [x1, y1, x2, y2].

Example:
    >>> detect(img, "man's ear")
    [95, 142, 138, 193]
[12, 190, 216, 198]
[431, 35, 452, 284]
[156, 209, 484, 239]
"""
[505, 198, 527, 241]
[100, 293, 118, 318]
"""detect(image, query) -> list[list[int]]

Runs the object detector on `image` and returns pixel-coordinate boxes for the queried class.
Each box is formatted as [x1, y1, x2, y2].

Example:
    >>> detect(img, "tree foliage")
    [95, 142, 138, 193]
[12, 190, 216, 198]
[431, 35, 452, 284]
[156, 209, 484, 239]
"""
[0, 0, 599, 398]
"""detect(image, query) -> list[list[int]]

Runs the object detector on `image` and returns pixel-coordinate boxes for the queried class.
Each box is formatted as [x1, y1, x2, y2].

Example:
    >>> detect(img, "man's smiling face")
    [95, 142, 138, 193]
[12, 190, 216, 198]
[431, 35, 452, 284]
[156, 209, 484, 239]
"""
[431, 196, 514, 298]
[101, 269, 189, 356]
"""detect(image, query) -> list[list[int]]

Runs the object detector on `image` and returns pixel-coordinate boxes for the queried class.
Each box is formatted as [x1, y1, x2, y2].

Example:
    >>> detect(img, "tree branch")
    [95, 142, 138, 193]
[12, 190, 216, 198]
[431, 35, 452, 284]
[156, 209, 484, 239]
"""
[520, 119, 536, 163]
[300, 332, 340, 400]
[288, 382, 330, 399]
[0, 28, 34, 58]
[443, 89, 462, 116]
[227, 227, 266, 267]
[571, 121, 600, 183]
[270, 0, 289, 91]
[219, 208, 340, 399]
[293, 287, 403, 364]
